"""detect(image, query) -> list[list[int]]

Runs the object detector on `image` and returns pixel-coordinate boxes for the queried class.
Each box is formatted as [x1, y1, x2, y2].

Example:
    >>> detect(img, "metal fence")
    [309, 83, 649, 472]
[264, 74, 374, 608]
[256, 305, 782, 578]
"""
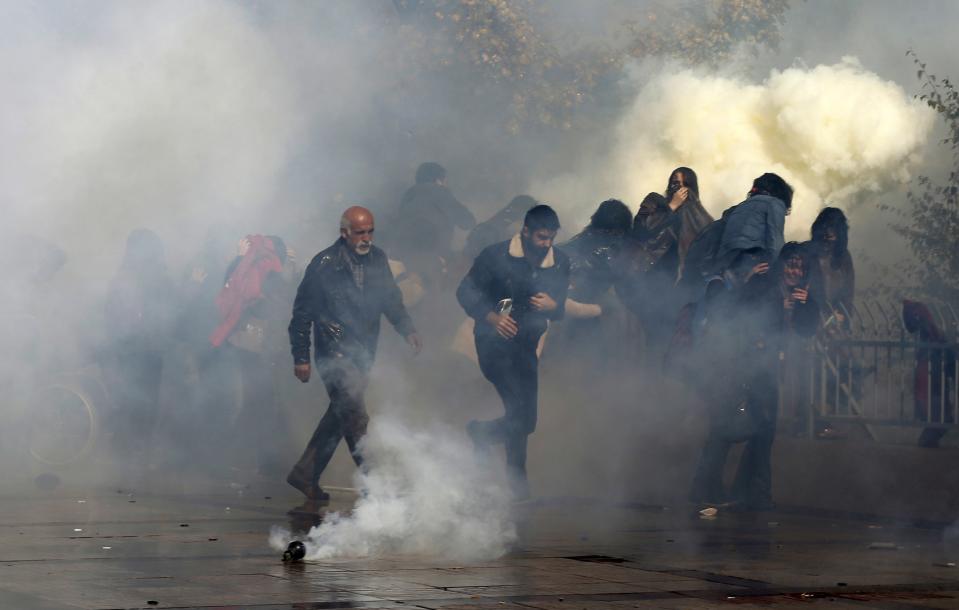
[779, 300, 959, 441]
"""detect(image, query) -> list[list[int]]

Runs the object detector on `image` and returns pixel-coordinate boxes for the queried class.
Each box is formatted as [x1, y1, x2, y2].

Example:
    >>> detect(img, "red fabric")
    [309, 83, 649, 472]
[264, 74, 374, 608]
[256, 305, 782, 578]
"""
[903, 300, 946, 343]
[209, 235, 283, 347]
[903, 300, 951, 418]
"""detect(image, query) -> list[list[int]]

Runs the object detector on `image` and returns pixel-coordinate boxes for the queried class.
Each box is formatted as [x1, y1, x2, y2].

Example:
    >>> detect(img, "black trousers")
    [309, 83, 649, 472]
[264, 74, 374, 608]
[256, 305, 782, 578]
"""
[289, 359, 369, 489]
[690, 371, 778, 507]
[473, 333, 540, 491]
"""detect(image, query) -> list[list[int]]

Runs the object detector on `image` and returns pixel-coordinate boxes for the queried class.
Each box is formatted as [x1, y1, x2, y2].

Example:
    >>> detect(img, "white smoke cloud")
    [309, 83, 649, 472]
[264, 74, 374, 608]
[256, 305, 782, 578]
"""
[0, 2, 309, 265]
[270, 415, 517, 562]
[537, 57, 935, 237]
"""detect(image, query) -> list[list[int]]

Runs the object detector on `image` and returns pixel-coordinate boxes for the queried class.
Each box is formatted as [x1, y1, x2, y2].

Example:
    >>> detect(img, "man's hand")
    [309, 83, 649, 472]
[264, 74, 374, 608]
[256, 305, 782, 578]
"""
[529, 292, 557, 312]
[486, 311, 519, 340]
[791, 287, 809, 304]
[406, 333, 423, 356]
[294, 363, 311, 383]
[668, 187, 689, 211]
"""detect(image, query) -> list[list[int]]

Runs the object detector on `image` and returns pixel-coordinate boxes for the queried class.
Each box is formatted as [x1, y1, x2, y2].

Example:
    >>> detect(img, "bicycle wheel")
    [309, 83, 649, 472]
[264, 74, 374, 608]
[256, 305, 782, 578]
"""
[28, 382, 99, 466]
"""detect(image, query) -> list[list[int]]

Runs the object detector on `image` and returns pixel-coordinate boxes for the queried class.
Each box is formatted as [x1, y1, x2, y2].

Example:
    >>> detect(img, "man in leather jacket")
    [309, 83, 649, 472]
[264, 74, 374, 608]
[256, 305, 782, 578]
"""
[286, 206, 422, 512]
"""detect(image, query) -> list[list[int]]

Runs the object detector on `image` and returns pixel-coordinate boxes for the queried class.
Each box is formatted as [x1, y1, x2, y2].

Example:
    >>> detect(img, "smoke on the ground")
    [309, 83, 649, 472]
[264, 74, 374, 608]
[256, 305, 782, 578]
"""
[270, 415, 516, 561]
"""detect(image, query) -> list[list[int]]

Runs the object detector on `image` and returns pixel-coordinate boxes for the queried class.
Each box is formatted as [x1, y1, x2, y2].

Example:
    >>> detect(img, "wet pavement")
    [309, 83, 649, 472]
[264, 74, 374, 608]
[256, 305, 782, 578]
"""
[3, 480, 959, 610]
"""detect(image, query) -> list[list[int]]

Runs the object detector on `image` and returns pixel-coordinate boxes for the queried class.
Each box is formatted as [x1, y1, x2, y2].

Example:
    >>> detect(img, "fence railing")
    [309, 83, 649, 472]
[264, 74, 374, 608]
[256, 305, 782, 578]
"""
[779, 300, 958, 441]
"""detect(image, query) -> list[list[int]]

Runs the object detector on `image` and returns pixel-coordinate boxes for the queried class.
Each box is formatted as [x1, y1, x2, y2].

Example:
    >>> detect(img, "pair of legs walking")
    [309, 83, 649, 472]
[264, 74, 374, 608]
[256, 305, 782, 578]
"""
[690, 372, 777, 510]
[469, 334, 540, 499]
[288, 359, 369, 508]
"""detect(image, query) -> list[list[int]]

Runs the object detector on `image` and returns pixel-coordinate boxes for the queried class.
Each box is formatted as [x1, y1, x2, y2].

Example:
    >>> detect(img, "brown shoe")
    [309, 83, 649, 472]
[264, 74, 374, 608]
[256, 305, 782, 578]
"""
[286, 470, 317, 496]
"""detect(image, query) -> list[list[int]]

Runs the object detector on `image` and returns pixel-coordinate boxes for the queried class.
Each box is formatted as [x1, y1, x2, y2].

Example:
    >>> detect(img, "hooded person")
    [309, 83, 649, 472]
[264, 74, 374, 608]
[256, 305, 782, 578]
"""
[457, 204, 570, 499]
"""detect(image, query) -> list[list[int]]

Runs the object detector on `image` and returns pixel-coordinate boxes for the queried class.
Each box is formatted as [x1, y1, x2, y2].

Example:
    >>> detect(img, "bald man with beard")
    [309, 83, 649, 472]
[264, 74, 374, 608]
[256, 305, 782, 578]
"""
[287, 206, 422, 512]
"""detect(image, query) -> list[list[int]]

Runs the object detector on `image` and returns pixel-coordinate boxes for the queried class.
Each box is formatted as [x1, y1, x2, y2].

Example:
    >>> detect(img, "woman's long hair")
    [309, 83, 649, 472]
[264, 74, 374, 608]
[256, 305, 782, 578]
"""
[774, 241, 812, 285]
[664, 166, 699, 200]
[810, 207, 849, 268]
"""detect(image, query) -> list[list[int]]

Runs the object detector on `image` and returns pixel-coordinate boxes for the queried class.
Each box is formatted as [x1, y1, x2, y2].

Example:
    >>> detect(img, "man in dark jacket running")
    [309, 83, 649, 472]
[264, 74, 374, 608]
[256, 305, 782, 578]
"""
[457, 204, 570, 499]
[287, 206, 422, 512]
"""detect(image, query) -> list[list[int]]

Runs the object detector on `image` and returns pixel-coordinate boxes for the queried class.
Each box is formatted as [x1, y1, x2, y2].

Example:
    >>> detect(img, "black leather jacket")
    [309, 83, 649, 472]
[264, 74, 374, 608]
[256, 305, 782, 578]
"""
[289, 239, 415, 368]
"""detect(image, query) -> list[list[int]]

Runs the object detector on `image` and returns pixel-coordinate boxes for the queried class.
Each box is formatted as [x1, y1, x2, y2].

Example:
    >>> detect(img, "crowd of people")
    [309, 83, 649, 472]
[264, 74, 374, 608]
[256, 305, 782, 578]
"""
[11, 161, 864, 514]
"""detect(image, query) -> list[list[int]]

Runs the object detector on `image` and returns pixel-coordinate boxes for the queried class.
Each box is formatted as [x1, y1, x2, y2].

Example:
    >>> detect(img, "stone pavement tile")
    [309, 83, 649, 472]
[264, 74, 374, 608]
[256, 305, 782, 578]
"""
[300, 574, 442, 591]
[186, 572, 342, 593]
[643, 579, 751, 595]
[625, 600, 737, 610]
[492, 558, 683, 584]
[834, 589, 959, 608]
[386, 566, 605, 588]
[362, 589, 476, 602]
[414, 601, 530, 610]
[517, 600, 679, 610]
[0, 588, 88, 610]
[446, 582, 667, 597]
[719, 567, 956, 589]
[309, 557, 462, 571]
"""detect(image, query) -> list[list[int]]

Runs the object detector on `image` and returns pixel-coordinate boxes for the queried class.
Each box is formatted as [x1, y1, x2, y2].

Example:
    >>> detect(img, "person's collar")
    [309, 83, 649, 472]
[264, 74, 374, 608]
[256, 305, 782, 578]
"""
[508, 233, 554, 269]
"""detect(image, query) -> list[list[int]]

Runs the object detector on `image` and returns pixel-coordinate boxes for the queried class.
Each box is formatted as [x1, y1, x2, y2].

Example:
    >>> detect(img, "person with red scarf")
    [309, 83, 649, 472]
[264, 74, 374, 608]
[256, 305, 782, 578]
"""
[211, 235, 296, 477]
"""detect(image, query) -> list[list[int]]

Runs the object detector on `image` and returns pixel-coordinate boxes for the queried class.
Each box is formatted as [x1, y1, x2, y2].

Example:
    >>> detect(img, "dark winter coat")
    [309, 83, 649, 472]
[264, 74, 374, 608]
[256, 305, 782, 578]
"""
[289, 238, 415, 369]
[734, 272, 820, 373]
[562, 230, 627, 305]
[457, 234, 570, 343]
[394, 182, 476, 260]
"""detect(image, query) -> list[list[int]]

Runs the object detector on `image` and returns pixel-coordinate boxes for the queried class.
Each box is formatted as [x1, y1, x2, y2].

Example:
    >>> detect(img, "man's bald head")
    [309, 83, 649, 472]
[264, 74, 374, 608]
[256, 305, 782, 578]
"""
[340, 206, 375, 256]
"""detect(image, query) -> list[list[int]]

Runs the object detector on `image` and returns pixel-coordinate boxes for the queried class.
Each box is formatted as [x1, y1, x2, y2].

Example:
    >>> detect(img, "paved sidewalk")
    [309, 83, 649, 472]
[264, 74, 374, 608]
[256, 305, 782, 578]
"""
[2, 479, 959, 609]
